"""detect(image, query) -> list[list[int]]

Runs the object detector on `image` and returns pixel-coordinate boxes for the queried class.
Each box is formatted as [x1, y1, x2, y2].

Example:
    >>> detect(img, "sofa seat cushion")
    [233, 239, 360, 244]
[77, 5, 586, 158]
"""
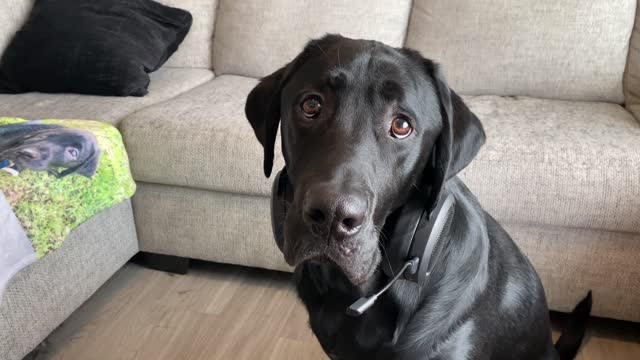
[121, 75, 279, 193]
[0, 68, 213, 125]
[461, 96, 640, 234]
[121, 76, 640, 233]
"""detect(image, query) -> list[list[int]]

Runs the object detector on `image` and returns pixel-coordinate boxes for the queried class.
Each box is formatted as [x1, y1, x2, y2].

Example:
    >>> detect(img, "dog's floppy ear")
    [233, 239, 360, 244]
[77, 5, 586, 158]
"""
[73, 149, 100, 178]
[244, 33, 341, 177]
[245, 66, 288, 178]
[417, 57, 486, 208]
[245, 53, 309, 178]
[57, 147, 101, 178]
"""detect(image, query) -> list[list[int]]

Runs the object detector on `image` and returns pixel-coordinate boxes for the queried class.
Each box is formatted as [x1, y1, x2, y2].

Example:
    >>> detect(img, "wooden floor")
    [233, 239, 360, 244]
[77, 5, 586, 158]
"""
[32, 261, 640, 360]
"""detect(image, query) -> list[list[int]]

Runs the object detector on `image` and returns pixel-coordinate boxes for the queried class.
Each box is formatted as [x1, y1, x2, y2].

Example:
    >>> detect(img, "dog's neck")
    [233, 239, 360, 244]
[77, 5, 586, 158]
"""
[392, 178, 490, 353]
[295, 178, 490, 356]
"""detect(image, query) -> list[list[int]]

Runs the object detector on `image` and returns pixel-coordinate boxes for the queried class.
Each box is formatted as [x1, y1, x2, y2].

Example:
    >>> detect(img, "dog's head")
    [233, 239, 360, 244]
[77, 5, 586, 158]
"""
[0, 127, 101, 178]
[246, 35, 485, 285]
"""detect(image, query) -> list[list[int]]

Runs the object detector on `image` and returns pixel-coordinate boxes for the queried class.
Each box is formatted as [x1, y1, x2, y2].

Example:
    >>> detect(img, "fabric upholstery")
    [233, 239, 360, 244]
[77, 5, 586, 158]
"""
[504, 222, 640, 322]
[0, 201, 138, 360]
[0, 68, 213, 125]
[121, 76, 640, 234]
[460, 96, 640, 234]
[121, 75, 280, 192]
[630, 104, 640, 121]
[133, 183, 640, 322]
[624, 2, 640, 110]
[406, 0, 637, 103]
[0, 0, 32, 58]
[212, 0, 412, 78]
[133, 183, 290, 272]
[160, 0, 218, 68]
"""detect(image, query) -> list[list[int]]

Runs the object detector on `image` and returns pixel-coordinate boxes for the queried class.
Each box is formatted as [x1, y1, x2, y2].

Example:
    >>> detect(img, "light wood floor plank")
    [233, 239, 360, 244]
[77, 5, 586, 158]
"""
[32, 261, 639, 360]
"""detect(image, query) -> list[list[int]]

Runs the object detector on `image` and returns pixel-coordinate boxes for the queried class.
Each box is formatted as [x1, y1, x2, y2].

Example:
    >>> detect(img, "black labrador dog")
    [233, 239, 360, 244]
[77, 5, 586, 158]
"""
[245, 35, 590, 360]
[0, 122, 100, 178]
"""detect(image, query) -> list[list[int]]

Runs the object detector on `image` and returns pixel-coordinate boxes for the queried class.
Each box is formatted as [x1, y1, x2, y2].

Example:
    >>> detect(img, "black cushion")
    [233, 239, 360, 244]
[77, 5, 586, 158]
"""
[0, 0, 192, 97]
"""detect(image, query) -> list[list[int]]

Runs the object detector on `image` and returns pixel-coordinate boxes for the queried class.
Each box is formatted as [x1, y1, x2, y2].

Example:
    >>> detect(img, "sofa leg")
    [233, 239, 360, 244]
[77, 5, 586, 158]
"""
[136, 252, 190, 275]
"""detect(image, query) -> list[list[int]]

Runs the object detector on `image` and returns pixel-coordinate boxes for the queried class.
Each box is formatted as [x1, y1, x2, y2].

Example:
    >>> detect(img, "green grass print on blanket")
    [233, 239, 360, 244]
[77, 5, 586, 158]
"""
[0, 117, 135, 257]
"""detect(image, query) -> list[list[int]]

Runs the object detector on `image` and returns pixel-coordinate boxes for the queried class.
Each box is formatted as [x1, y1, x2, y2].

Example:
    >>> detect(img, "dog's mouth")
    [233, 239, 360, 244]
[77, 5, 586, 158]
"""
[306, 253, 380, 286]
[282, 220, 382, 286]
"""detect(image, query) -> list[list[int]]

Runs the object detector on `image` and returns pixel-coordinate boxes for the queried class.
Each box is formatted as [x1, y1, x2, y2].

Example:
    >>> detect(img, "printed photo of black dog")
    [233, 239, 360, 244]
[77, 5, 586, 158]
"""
[0, 121, 100, 178]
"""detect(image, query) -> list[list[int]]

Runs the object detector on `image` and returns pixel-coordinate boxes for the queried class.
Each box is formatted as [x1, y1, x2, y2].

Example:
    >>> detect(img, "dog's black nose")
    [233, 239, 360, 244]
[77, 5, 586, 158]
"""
[334, 197, 367, 236]
[304, 186, 367, 240]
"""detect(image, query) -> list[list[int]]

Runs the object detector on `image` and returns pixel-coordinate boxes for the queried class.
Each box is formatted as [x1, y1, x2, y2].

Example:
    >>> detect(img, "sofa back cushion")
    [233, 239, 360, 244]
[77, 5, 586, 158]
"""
[625, 3, 640, 112]
[159, 0, 218, 68]
[406, 0, 637, 103]
[212, 0, 412, 78]
[0, 0, 32, 58]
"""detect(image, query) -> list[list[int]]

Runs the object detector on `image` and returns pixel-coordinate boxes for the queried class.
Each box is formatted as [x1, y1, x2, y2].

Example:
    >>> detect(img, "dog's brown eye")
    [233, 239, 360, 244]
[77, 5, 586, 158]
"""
[301, 96, 322, 118]
[390, 116, 412, 139]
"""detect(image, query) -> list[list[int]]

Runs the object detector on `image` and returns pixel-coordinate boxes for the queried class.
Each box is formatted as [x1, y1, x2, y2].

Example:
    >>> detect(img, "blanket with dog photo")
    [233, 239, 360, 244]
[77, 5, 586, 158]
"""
[0, 117, 135, 300]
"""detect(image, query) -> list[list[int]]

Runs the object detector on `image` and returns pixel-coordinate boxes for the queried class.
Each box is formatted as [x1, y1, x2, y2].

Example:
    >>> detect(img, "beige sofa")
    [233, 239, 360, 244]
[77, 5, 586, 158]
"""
[1, 1, 639, 359]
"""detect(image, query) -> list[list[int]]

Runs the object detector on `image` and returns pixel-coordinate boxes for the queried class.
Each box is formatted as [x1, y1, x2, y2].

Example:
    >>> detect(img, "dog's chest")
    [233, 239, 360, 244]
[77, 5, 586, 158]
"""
[306, 293, 399, 359]
[295, 266, 400, 359]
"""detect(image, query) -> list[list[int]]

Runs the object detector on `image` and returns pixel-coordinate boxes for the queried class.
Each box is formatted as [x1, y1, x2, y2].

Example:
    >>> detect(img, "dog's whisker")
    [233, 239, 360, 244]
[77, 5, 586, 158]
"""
[312, 39, 328, 59]
[374, 225, 395, 277]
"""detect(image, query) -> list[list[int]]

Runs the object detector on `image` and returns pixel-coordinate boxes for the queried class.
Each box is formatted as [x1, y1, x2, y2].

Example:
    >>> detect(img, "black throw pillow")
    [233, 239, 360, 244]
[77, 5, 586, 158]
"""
[0, 0, 192, 97]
